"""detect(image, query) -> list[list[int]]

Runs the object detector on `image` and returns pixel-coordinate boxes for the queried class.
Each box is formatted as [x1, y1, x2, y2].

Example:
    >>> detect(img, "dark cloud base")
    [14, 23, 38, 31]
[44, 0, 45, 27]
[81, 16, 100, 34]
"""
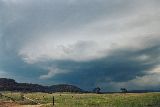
[0, 41, 159, 91]
[44, 44, 160, 90]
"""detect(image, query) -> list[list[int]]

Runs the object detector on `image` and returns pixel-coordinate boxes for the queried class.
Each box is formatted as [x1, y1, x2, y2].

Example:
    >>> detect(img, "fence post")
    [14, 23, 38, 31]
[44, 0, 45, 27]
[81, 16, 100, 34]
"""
[21, 93, 24, 101]
[53, 96, 54, 106]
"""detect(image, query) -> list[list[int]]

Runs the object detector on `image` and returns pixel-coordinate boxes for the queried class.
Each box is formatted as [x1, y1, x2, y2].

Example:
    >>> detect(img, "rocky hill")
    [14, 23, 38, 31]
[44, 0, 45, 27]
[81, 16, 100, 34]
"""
[0, 78, 84, 93]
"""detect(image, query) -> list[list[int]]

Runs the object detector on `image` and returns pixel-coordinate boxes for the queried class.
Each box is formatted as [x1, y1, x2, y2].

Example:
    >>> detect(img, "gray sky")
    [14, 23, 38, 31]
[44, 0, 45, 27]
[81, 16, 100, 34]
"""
[0, 0, 160, 91]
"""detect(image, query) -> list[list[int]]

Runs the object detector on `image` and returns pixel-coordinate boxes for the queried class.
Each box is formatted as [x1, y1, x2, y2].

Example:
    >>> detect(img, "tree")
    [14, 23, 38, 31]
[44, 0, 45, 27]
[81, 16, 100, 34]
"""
[93, 87, 101, 94]
[120, 88, 127, 93]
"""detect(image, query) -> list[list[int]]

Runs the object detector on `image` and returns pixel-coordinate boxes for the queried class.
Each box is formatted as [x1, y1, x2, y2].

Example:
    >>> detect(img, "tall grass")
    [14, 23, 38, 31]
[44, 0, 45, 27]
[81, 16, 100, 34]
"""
[1, 92, 160, 107]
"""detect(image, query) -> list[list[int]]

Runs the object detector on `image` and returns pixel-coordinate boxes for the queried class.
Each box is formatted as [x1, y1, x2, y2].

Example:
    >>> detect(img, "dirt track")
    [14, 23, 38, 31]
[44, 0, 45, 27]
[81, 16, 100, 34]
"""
[14, 105, 42, 107]
[0, 101, 42, 107]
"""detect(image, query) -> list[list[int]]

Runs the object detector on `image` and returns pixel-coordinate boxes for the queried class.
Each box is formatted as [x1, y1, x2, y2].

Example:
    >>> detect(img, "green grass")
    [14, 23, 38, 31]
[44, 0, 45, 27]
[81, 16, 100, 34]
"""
[1, 92, 160, 107]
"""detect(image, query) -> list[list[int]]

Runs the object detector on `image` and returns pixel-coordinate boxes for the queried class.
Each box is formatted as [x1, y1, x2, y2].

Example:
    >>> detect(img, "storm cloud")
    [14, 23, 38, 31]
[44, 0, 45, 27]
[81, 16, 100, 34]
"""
[0, 0, 160, 91]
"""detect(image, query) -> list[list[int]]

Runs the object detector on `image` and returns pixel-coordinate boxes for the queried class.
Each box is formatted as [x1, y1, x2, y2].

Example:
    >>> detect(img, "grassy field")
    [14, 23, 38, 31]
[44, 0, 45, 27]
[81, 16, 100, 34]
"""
[0, 92, 160, 107]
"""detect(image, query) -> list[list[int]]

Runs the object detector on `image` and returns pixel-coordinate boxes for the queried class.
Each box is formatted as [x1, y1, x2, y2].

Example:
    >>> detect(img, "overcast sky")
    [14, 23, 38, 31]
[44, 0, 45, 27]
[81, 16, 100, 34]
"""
[0, 0, 160, 91]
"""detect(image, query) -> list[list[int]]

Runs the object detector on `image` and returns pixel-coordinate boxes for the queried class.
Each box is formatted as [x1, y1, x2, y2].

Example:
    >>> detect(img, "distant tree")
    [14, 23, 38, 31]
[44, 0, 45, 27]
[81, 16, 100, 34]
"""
[93, 87, 101, 94]
[120, 88, 127, 93]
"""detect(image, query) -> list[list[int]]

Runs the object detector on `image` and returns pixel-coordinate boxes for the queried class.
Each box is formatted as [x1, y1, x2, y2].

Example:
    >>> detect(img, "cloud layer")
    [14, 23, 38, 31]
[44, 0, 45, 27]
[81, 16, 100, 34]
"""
[0, 0, 160, 91]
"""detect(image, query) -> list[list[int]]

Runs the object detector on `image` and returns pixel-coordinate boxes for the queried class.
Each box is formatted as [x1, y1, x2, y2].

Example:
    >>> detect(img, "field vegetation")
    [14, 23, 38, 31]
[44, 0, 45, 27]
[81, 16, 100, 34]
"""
[0, 92, 160, 107]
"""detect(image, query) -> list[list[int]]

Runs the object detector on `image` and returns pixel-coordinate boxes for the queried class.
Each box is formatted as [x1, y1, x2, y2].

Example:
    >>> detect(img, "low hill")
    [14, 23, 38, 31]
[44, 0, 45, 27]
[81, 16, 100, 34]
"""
[0, 78, 84, 93]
